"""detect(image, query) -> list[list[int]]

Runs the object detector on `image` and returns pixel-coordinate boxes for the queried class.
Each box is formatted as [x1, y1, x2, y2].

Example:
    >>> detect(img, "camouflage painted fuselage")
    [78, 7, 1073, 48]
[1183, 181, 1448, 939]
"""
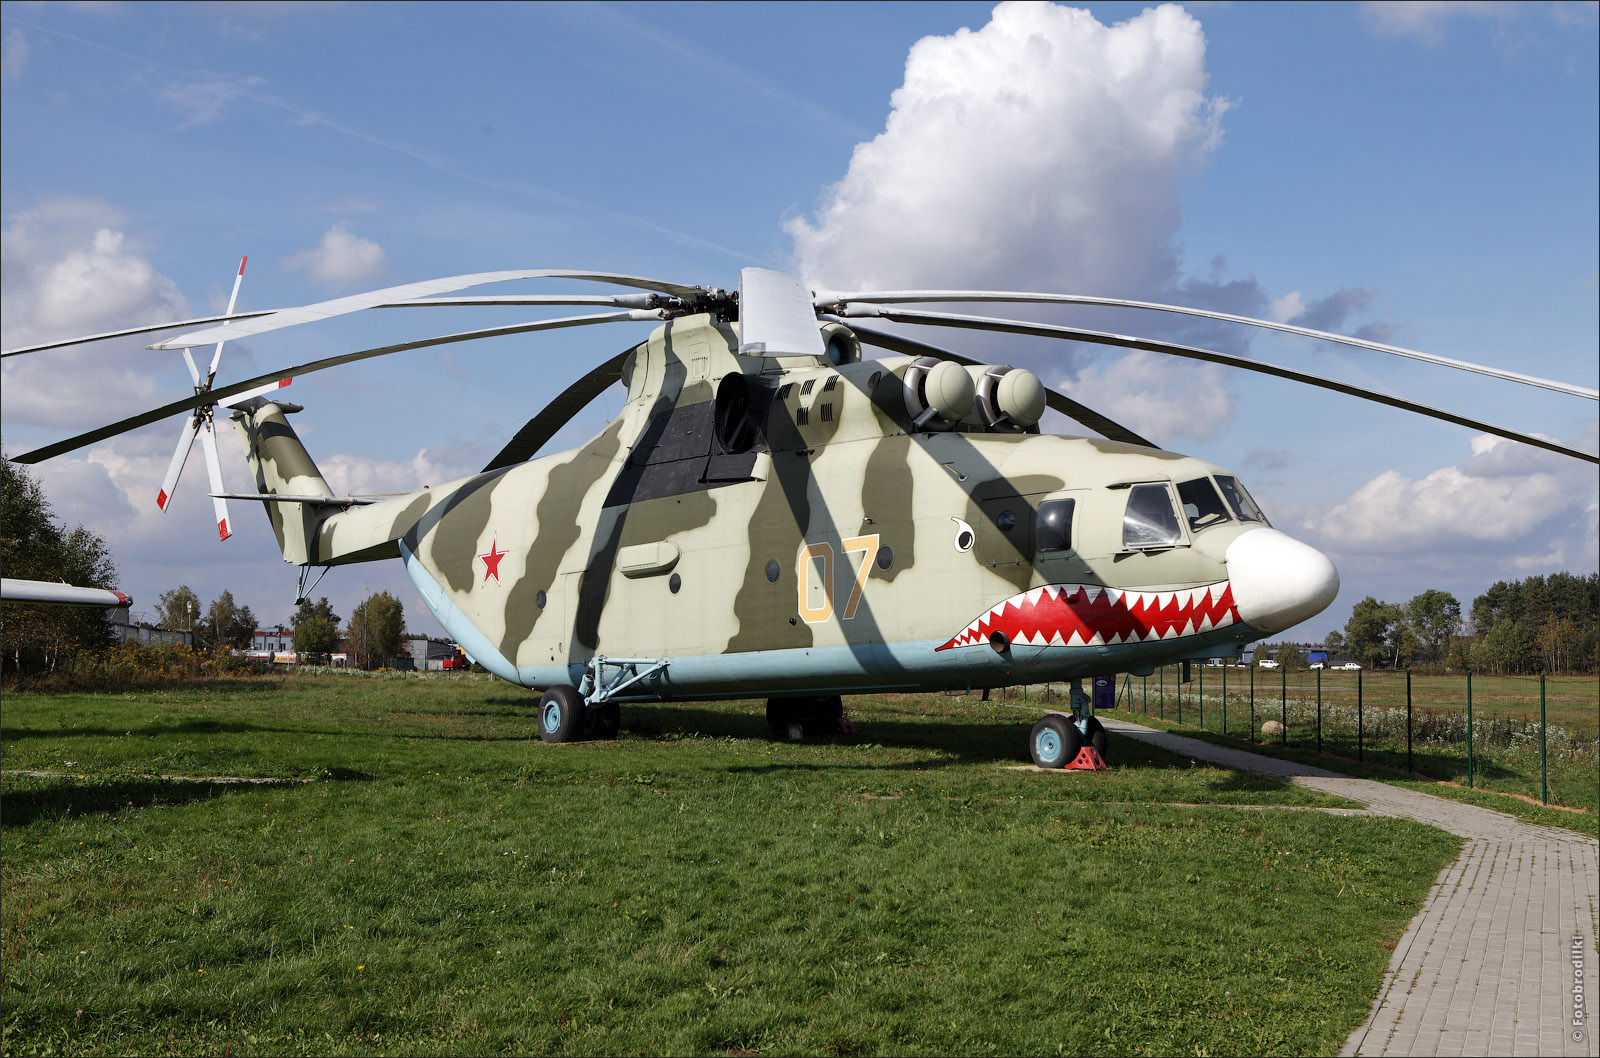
[235, 315, 1307, 700]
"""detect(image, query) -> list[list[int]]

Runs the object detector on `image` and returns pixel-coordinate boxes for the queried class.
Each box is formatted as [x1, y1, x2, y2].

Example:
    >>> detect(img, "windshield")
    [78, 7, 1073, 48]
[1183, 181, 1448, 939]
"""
[1214, 475, 1269, 525]
[1123, 484, 1183, 548]
[1177, 477, 1232, 533]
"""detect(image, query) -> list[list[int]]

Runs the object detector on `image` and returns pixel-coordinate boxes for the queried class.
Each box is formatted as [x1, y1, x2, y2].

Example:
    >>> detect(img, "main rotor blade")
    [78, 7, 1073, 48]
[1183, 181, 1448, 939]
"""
[154, 269, 702, 351]
[1, 310, 272, 358]
[379, 294, 663, 309]
[839, 322, 1158, 449]
[826, 290, 1598, 401]
[206, 256, 249, 380]
[856, 307, 1599, 465]
[13, 310, 664, 466]
[481, 349, 634, 472]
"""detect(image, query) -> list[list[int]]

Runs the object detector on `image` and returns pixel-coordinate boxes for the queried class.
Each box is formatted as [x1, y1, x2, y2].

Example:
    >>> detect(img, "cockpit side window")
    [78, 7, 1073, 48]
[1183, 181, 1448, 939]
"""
[1037, 498, 1074, 552]
[1214, 475, 1270, 525]
[1177, 477, 1231, 533]
[1122, 484, 1183, 548]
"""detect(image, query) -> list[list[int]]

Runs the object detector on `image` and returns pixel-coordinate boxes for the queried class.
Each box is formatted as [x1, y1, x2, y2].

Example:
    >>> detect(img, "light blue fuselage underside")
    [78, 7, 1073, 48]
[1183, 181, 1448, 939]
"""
[402, 542, 1253, 702]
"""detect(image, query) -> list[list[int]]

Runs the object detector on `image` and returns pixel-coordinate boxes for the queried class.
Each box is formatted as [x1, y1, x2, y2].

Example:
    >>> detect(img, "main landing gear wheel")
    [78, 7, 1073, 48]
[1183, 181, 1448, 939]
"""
[1029, 714, 1082, 769]
[538, 684, 586, 743]
[766, 695, 846, 741]
[588, 701, 621, 740]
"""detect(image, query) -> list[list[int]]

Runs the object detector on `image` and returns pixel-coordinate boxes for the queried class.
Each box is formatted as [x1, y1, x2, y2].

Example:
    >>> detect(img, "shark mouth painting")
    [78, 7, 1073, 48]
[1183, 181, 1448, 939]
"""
[936, 582, 1242, 651]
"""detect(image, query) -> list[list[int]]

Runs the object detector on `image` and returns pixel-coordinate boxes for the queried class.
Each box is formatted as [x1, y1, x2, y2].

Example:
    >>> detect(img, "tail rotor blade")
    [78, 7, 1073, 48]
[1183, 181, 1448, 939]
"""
[199, 421, 231, 541]
[158, 418, 201, 511]
[207, 256, 248, 381]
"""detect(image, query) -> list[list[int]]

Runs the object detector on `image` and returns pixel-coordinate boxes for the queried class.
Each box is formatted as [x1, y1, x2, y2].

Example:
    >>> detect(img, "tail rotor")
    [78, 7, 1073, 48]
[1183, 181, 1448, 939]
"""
[152, 256, 289, 541]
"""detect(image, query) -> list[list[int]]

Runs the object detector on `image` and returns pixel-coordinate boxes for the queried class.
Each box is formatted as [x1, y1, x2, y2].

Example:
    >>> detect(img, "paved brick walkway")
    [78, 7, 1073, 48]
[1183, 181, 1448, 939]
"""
[1099, 717, 1598, 1057]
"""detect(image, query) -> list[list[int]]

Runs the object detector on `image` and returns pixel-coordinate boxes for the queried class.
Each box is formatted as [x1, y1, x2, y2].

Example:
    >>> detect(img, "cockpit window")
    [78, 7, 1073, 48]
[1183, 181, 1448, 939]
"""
[1214, 475, 1269, 525]
[1122, 484, 1183, 548]
[1177, 477, 1231, 533]
[1037, 498, 1074, 552]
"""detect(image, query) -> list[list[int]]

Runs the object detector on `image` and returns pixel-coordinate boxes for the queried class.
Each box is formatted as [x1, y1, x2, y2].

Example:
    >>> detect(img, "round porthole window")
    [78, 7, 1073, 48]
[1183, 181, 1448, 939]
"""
[876, 546, 893, 570]
[669, 573, 682, 595]
[535, 590, 547, 610]
[765, 559, 780, 583]
[996, 509, 1017, 532]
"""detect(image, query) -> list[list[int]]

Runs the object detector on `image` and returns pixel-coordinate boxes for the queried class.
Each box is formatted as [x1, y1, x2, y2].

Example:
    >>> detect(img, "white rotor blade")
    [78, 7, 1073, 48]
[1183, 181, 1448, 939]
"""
[1, 579, 132, 607]
[822, 289, 1598, 401]
[0, 311, 272, 358]
[157, 417, 200, 511]
[207, 256, 248, 380]
[152, 269, 701, 351]
[181, 347, 203, 386]
[199, 421, 232, 541]
[223, 376, 294, 407]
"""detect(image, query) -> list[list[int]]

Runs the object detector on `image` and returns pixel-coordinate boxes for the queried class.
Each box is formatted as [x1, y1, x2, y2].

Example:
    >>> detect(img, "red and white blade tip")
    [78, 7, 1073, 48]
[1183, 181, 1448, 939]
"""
[238, 256, 248, 276]
[157, 488, 170, 510]
[218, 518, 231, 542]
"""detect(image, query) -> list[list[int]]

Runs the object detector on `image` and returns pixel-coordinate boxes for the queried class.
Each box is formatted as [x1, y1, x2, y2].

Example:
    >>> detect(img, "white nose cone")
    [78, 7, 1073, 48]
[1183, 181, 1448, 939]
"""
[1226, 528, 1339, 636]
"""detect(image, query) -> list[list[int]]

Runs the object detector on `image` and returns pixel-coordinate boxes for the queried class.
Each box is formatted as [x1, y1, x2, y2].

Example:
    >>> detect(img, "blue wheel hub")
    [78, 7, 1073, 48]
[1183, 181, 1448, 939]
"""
[1035, 728, 1062, 765]
[541, 700, 562, 734]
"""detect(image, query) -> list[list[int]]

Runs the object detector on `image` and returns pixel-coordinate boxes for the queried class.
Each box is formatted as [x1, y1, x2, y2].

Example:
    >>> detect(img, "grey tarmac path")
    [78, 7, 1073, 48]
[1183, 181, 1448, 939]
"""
[1097, 716, 1598, 1058]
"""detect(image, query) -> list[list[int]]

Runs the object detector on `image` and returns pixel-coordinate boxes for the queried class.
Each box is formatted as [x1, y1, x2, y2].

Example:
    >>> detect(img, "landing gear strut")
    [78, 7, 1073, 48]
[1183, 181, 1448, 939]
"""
[1028, 678, 1107, 768]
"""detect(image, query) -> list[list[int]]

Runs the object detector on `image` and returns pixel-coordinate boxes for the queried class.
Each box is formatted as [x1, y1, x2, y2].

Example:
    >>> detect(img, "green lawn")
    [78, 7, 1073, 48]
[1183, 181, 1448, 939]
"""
[3, 675, 1461, 1056]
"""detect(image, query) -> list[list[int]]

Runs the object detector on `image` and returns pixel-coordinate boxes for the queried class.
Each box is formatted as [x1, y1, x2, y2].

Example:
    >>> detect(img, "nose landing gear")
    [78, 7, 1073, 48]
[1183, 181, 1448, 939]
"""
[1028, 678, 1108, 769]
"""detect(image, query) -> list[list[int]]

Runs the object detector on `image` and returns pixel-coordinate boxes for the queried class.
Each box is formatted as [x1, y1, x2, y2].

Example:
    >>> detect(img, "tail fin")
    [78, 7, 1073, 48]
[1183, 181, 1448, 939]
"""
[230, 399, 335, 565]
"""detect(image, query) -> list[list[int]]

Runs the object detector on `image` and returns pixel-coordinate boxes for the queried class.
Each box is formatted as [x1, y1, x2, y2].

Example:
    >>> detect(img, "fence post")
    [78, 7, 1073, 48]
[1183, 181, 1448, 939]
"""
[1406, 669, 1413, 774]
[1316, 666, 1322, 755]
[1159, 666, 1165, 720]
[1222, 664, 1228, 736]
[1540, 672, 1548, 806]
[1249, 665, 1256, 743]
[1199, 664, 1205, 731]
[1280, 665, 1287, 747]
[1143, 674, 1148, 715]
[1466, 670, 1473, 789]
[1357, 668, 1364, 763]
[1178, 666, 1183, 724]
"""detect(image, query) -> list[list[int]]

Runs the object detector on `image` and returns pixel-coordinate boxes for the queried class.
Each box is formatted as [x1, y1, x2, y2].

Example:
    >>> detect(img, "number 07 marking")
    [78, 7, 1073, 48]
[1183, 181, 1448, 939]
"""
[797, 534, 880, 625]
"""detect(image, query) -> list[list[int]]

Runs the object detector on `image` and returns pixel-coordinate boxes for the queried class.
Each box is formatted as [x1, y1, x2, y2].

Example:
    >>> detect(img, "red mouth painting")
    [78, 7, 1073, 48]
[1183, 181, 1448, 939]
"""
[936, 582, 1242, 651]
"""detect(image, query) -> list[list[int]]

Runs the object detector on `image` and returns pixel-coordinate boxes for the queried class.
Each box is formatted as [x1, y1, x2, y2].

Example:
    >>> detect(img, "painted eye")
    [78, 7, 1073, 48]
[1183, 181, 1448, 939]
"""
[952, 517, 976, 553]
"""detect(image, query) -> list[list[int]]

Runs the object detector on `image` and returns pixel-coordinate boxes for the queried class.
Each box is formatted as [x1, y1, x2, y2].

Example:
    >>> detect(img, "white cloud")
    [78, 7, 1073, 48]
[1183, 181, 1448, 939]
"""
[283, 222, 388, 288]
[783, 2, 1253, 443]
[157, 73, 267, 127]
[1359, 2, 1517, 43]
[320, 447, 478, 498]
[1, 198, 187, 428]
[1056, 350, 1233, 444]
[1306, 426, 1598, 557]
[3, 27, 29, 82]
[787, 2, 1229, 296]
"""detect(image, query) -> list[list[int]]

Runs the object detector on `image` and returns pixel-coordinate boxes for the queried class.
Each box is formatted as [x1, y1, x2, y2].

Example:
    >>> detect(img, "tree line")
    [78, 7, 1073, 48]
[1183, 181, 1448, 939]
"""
[3, 456, 409, 676]
[1328, 573, 1596, 675]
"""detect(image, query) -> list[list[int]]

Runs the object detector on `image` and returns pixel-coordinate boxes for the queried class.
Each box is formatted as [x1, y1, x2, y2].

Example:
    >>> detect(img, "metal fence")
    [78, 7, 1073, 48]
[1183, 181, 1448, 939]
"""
[1114, 666, 1599, 813]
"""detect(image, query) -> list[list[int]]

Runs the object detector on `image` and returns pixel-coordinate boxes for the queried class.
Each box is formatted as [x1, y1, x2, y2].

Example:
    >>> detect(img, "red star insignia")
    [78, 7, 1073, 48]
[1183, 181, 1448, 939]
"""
[478, 537, 507, 585]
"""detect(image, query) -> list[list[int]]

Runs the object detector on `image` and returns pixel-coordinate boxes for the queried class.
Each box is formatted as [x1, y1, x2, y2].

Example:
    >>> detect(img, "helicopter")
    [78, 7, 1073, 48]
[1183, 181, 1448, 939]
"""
[8, 266, 1596, 767]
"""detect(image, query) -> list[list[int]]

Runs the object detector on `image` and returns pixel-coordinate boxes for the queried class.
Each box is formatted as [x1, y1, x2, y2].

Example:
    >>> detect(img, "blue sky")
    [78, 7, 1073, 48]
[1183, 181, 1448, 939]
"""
[3, 1, 1596, 646]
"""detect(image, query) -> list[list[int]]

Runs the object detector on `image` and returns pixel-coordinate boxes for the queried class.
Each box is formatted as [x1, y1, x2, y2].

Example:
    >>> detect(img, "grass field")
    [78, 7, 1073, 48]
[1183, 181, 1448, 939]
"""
[1117, 667, 1599, 816]
[2, 674, 1462, 1056]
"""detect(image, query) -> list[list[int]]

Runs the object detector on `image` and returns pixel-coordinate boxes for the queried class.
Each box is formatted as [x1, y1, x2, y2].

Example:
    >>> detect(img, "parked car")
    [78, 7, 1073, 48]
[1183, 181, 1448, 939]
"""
[1258, 659, 1280, 669]
[1337, 662, 1362, 670]
[1309, 662, 1324, 670]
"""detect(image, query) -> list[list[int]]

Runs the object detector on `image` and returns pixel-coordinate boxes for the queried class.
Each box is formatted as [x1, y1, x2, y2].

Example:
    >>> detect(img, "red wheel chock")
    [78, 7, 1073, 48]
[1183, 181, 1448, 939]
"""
[1065, 746, 1108, 770]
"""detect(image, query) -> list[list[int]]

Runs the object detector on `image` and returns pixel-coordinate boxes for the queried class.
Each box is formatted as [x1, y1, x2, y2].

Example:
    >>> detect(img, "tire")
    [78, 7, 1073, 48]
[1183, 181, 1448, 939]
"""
[1030, 714, 1082, 769]
[766, 698, 794, 739]
[802, 695, 844, 736]
[538, 684, 586, 743]
[1086, 716, 1108, 762]
[588, 702, 621, 740]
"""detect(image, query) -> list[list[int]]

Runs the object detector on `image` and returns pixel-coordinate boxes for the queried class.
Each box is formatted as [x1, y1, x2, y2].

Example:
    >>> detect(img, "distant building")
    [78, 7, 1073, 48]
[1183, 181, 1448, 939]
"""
[109, 608, 192, 647]
[250, 625, 294, 654]
[402, 635, 468, 671]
